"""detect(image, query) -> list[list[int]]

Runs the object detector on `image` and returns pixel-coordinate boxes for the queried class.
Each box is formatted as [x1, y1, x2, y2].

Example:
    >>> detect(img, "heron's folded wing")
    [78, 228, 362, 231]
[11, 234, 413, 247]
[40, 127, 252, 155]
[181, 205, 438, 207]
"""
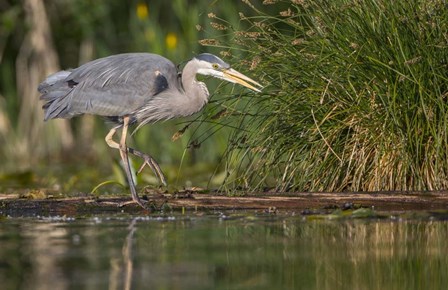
[62, 53, 177, 118]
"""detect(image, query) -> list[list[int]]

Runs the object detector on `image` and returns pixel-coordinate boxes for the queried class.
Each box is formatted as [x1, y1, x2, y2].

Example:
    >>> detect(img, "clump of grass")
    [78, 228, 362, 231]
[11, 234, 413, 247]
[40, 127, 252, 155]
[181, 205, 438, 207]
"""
[204, 0, 448, 192]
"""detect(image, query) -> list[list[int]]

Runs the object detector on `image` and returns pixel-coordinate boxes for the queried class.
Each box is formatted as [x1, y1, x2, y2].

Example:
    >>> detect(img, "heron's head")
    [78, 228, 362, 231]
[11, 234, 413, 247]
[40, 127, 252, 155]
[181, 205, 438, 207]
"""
[193, 53, 263, 92]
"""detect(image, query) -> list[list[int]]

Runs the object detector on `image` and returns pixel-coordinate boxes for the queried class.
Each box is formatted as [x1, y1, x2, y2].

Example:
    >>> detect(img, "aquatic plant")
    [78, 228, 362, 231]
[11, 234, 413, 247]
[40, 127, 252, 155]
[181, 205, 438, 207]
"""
[204, 0, 448, 191]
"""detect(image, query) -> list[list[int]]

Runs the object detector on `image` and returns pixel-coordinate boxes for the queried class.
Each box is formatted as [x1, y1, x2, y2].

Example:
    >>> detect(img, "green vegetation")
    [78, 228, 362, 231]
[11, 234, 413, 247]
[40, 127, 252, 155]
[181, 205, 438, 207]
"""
[1, 0, 447, 193]
[204, 0, 448, 192]
[0, 0, 250, 191]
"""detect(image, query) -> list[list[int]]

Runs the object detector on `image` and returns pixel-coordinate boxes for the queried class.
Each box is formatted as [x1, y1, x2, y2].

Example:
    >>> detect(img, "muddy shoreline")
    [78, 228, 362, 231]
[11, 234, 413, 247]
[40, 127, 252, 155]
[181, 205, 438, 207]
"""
[1, 191, 448, 217]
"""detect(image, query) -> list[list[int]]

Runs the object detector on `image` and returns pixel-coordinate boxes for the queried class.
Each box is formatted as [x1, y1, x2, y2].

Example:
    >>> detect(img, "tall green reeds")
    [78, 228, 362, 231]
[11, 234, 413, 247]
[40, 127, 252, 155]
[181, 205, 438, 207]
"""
[204, 0, 448, 191]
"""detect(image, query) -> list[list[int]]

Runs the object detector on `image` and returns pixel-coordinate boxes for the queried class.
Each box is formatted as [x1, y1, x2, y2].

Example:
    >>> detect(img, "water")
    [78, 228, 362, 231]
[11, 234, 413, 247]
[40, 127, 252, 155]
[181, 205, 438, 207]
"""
[0, 213, 447, 290]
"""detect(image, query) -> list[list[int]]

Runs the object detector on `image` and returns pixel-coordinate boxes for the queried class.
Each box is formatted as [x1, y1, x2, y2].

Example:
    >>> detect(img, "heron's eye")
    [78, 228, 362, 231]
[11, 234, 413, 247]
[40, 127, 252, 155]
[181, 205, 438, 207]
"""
[212, 63, 219, 69]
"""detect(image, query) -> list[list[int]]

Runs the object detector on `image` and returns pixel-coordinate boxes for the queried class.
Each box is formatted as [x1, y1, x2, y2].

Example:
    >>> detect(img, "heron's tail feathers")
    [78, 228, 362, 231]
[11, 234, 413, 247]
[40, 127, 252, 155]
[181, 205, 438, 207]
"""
[38, 70, 75, 121]
[38, 71, 71, 93]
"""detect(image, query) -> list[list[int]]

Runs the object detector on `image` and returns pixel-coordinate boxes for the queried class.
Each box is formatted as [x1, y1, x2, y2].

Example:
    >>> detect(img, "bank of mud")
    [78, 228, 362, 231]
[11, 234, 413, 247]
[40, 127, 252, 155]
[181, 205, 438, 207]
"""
[1, 191, 448, 217]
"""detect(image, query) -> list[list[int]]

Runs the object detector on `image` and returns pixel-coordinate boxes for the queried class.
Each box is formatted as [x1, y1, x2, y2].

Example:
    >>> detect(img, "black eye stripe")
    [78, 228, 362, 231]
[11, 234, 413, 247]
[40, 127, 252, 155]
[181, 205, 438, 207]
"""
[195, 53, 230, 69]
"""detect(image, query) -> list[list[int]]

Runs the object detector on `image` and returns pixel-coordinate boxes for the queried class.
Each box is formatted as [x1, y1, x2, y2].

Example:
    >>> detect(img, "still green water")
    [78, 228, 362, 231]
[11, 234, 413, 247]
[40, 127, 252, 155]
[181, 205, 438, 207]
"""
[0, 213, 447, 290]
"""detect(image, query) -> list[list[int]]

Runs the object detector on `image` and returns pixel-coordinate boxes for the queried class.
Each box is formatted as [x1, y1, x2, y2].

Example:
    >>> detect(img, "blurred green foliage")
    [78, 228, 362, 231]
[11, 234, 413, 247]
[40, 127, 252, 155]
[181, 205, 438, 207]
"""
[0, 0, 255, 192]
[3, 0, 447, 194]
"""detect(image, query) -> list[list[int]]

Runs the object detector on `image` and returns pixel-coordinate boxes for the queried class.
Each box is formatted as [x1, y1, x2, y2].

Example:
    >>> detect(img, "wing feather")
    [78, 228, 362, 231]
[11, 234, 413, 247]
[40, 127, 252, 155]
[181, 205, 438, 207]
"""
[39, 53, 179, 120]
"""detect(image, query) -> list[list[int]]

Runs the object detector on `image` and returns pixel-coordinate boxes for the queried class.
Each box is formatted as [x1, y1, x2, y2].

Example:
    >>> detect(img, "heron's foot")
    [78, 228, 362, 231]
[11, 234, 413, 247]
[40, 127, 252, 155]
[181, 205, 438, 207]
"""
[118, 194, 148, 209]
[128, 147, 167, 187]
[133, 195, 148, 209]
[118, 197, 160, 211]
[136, 157, 167, 186]
[119, 199, 142, 208]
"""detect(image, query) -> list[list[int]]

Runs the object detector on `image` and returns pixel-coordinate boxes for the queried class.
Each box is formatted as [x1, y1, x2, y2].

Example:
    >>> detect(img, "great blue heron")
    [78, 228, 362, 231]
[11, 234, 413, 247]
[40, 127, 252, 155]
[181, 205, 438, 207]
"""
[38, 53, 262, 208]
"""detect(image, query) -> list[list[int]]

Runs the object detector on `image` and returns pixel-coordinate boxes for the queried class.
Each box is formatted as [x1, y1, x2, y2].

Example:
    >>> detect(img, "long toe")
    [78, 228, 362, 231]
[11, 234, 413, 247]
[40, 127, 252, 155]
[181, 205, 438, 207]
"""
[119, 198, 148, 209]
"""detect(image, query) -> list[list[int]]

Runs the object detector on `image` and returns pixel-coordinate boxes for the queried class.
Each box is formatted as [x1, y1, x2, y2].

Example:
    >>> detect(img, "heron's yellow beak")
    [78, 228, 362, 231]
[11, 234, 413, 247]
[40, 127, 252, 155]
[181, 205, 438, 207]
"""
[222, 68, 263, 92]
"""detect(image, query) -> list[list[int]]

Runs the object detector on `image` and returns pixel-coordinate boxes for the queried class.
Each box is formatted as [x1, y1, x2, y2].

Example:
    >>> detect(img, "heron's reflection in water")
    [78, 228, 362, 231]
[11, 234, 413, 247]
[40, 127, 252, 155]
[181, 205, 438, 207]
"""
[109, 218, 137, 290]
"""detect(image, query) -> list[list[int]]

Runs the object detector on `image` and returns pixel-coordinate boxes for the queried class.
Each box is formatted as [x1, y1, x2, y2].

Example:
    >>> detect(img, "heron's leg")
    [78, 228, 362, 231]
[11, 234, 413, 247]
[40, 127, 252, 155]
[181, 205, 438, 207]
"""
[118, 116, 147, 208]
[105, 120, 146, 208]
[105, 127, 167, 186]
[105, 126, 120, 149]
[127, 147, 167, 186]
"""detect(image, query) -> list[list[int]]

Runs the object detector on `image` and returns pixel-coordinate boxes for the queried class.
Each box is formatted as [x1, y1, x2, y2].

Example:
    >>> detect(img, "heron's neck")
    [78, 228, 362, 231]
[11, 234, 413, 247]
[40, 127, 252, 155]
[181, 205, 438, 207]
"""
[181, 61, 210, 110]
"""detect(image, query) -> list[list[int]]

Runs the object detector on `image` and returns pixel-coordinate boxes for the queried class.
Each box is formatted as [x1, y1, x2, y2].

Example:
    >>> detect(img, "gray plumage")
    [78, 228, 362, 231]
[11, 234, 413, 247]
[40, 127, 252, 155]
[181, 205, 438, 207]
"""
[38, 53, 262, 131]
[38, 52, 262, 208]
[40, 53, 179, 123]
[39, 53, 260, 131]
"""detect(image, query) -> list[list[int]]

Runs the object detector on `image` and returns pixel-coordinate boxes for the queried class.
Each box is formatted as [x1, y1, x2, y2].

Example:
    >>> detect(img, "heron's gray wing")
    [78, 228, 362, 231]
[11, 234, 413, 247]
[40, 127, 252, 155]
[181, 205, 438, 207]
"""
[67, 53, 178, 117]
[40, 53, 178, 120]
